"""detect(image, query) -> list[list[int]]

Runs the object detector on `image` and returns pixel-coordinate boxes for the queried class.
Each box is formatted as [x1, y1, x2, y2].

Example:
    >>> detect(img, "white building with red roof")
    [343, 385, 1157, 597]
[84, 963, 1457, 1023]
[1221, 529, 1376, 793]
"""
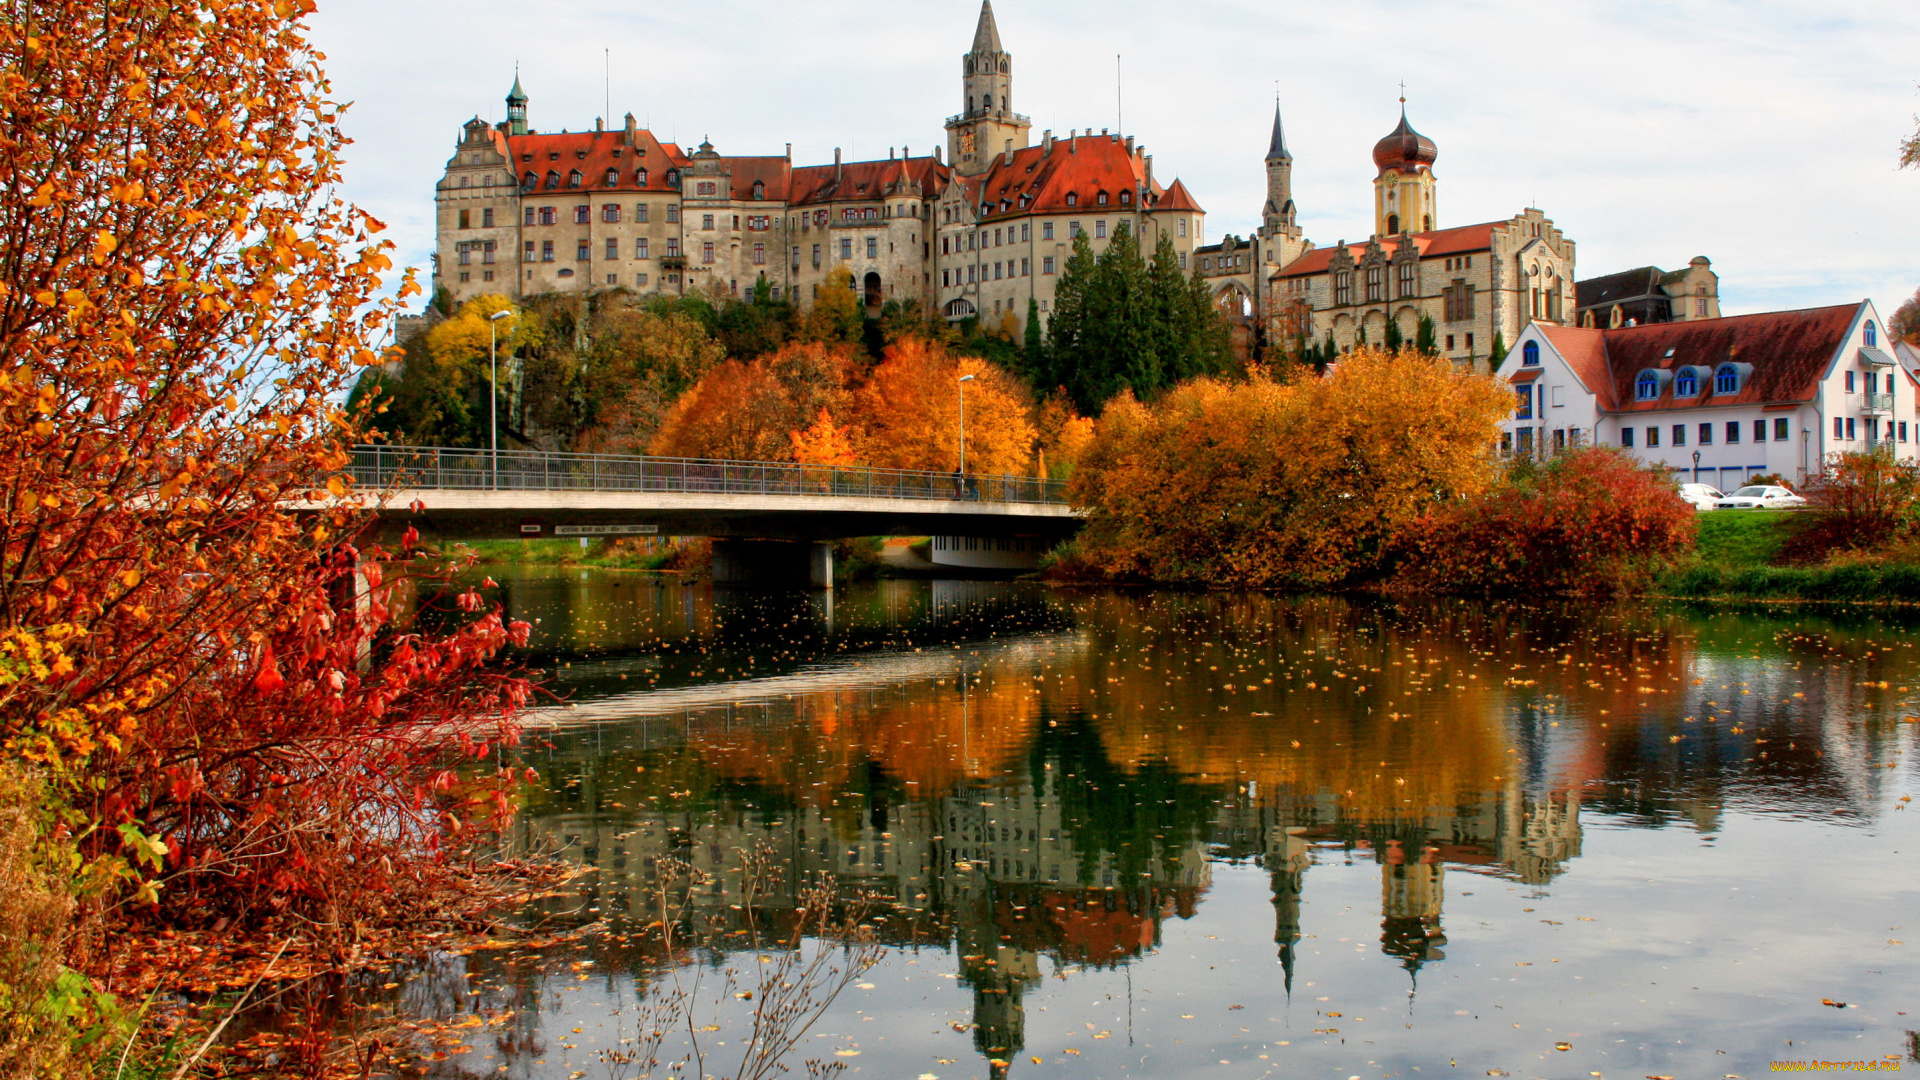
[431, 2, 1207, 329]
[1496, 301, 1915, 488]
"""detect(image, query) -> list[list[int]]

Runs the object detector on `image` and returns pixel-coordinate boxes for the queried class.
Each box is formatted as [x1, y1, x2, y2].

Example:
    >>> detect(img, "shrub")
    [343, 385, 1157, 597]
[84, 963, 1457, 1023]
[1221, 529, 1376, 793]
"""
[1067, 348, 1512, 588]
[1399, 447, 1697, 595]
[1780, 447, 1920, 562]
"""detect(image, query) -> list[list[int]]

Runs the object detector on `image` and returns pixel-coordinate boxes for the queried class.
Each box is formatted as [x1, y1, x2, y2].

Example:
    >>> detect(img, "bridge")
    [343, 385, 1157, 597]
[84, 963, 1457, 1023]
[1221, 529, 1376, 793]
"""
[348, 445, 1083, 586]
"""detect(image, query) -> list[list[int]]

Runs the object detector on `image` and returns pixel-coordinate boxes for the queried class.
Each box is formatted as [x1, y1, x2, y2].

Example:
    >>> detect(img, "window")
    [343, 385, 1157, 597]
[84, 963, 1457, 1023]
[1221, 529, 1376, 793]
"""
[635, 203, 649, 222]
[1446, 334, 1455, 351]
[732, 215, 739, 231]
[522, 171, 538, 190]
[1721, 421, 1739, 444]
[456, 243, 470, 266]
[572, 205, 589, 225]
[752, 242, 765, 265]
[1097, 192, 1108, 206]
[1834, 416, 1844, 439]
[1775, 417, 1789, 441]
[1522, 340, 1540, 366]
[701, 213, 715, 230]
[602, 204, 621, 223]
[1752, 419, 1766, 443]
[1633, 373, 1656, 401]
[1848, 417, 1857, 440]
[1696, 297, 1708, 317]
[1335, 272, 1353, 306]
[1043, 222, 1054, 240]
[1713, 364, 1739, 394]
[524, 207, 536, 227]
[665, 238, 680, 257]
[635, 237, 649, 259]
[541, 240, 554, 262]
[700, 241, 714, 264]
[604, 168, 618, 186]
[1866, 320, 1878, 347]
[482, 241, 495, 264]
[1095, 220, 1107, 239]
[994, 228, 1002, 246]
[1466, 333, 1475, 351]
[1621, 427, 1635, 448]
[544, 171, 560, 190]
[1179, 252, 1187, 269]
[567, 170, 582, 188]
[635, 272, 648, 286]
[605, 238, 618, 260]
[576, 241, 590, 261]
[1698, 423, 1713, 445]
[1066, 193, 1078, 207]
[810, 243, 820, 267]
[1515, 386, 1533, 419]
[1902, 421, 1910, 442]
[636, 169, 649, 187]
[1398, 261, 1415, 299]
[1846, 369, 1859, 393]
[1672, 424, 1687, 446]
[457, 209, 470, 229]
[942, 269, 950, 287]
[696, 181, 717, 196]
[1365, 265, 1383, 302]
[839, 238, 852, 260]
[866, 237, 878, 259]
[482, 208, 494, 227]
[1021, 257, 1030, 276]
[1647, 426, 1660, 447]
[1177, 219, 1187, 238]
[968, 265, 976, 283]
[524, 240, 535, 260]
[1021, 223, 1031, 241]
[666, 204, 679, 223]
[1675, 369, 1698, 397]
[1042, 256, 1055, 275]
[539, 206, 556, 226]
[747, 215, 770, 231]
[482, 270, 494, 281]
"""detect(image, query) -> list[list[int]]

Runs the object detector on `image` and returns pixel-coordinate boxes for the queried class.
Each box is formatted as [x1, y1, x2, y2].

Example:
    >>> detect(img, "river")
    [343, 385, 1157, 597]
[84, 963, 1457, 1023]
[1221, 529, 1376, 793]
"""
[400, 567, 1919, 1079]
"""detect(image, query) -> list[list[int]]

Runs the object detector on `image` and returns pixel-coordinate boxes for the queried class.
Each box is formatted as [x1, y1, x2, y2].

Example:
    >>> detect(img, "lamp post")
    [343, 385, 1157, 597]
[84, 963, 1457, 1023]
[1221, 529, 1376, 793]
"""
[957, 373, 976, 492]
[488, 309, 512, 490]
[1692, 449, 1700, 485]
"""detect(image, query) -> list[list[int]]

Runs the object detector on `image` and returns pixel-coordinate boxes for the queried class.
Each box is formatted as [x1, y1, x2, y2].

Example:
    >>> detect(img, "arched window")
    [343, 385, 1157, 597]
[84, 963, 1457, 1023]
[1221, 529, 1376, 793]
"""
[544, 170, 559, 190]
[752, 180, 765, 200]
[1715, 364, 1740, 394]
[1422, 215, 1431, 230]
[1386, 213, 1400, 235]
[1636, 372, 1660, 401]
[982, 93, 992, 110]
[567, 169, 583, 188]
[604, 168, 618, 186]
[1522, 340, 1540, 366]
[1674, 369, 1698, 397]
[1866, 320, 1878, 347]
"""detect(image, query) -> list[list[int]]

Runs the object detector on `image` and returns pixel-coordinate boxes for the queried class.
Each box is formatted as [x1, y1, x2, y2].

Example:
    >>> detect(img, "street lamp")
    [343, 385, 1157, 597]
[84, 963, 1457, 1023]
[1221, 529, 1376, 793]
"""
[1692, 448, 1701, 485]
[488, 309, 512, 490]
[957, 373, 976, 494]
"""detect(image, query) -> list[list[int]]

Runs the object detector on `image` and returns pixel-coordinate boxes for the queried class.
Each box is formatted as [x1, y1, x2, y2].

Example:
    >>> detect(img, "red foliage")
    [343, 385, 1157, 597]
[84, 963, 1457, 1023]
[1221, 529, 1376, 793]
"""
[1398, 447, 1697, 595]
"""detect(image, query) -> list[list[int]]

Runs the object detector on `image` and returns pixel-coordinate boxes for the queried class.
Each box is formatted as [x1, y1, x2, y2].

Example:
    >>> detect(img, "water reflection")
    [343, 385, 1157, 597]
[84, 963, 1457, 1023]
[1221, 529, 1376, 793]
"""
[425, 571, 1918, 1078]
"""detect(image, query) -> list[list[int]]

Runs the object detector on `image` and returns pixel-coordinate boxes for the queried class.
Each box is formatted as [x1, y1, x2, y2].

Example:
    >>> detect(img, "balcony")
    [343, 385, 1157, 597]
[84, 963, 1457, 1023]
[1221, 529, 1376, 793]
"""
[1864, 392, 1894, 413]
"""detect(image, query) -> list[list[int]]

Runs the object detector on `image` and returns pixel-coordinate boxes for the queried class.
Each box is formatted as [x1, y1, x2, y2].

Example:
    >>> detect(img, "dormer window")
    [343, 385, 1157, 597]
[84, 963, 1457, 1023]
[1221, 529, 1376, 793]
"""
[604, 168, 618, 186]
[1715, 364, 1740, 394]
[1674, 367, 1700, 397]
[567, 170, 583, 188]
[1119, 190, 1131, 204]
[544, 170, 560, 190]
[665, 169, 680, 189]
[636, 169, 649, 186]
[1866, 320, 1878, 347]
[1636, 371, 1661, 401]
[752, 180, 765, 200]
[522, 172, 538, 191]
[1065, 193, 1078, 207]
[548, 151, 560, 161]
[1097, 192, 1109, 206]
[1522, 340, 1540, 366]
[522, 153, 533, 163]
[575, 150, 587, 160]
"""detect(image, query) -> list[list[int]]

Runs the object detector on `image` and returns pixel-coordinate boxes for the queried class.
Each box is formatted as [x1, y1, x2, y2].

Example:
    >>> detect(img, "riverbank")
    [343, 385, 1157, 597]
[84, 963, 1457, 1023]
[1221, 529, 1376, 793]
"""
[1658, 510, 1920, 603]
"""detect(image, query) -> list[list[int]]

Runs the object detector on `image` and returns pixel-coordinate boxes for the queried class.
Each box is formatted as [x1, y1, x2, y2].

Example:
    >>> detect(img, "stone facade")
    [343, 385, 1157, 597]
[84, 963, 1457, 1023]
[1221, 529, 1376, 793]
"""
[430, 1, 1205, 333]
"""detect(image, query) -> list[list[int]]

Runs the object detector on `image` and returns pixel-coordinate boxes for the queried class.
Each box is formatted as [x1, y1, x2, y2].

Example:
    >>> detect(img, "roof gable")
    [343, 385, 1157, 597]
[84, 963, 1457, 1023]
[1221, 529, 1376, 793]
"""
[1599, 303, 1860, 412]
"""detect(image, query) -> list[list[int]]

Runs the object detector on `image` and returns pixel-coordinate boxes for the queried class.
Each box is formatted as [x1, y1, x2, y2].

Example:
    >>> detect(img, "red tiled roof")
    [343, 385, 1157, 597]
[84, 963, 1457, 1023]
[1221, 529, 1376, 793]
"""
[789, 155, 949, 207]
[1597, 303, 1859, 413]
[507, 128, 693, 194]
[1535, 324, 1614, 409]
[720, 156, 792, 202]
[964, 135, 1190, 221]
[1272, 221, 1497, 279]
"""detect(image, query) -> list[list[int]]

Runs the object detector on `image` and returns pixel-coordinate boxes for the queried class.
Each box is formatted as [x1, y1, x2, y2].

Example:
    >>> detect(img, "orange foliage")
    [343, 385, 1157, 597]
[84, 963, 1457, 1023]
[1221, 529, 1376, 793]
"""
[1068, 348, 1511, 588]
[857, 338, 1037, 475]
[0, 0, 530, 932]
[650, 341, 857, 461]
[790, 408, 862, 467]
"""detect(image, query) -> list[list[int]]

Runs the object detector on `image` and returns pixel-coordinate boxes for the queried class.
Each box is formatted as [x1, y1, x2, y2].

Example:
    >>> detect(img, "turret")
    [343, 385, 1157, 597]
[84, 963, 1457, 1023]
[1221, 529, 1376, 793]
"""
[946, 1, 1030, 175]
[1261, 101, 1300, 241]
[505, 71, 528, 136]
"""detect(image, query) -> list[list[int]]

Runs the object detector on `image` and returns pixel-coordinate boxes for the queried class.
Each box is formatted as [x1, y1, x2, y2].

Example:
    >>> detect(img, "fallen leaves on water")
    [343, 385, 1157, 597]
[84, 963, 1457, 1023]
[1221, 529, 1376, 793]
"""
[1821, 998, 1847, 1008]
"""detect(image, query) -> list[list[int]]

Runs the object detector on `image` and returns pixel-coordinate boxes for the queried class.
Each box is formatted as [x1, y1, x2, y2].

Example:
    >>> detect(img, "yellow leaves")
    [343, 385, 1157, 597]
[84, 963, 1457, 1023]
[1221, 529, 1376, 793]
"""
[121, 570, 142, 589]
[17, 491, 38, 513]
[92, 230, 120, 265]
[33, 290, 57, 307]
[325, 475, 349, 498]
[185, 108, 206, 128]
[27, 182, 54, 207]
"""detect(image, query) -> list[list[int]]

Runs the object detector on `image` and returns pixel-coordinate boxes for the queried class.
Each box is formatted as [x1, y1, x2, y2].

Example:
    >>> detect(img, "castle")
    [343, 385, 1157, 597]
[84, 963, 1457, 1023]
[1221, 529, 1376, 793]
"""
[432, 2, 1204, 330]
[431, 2, 1715, 373]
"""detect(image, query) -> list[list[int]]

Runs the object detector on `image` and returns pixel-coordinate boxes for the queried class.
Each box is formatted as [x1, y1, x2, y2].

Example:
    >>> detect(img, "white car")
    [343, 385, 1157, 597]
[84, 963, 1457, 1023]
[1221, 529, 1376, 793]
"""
[1714, 485, 1806, 510]
[1677, 483, 1724, 511]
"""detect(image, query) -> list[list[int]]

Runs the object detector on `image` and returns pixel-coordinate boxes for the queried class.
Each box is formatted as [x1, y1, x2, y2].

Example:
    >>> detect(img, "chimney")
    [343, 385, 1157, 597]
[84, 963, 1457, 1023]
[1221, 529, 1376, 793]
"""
[785, 142, 792, 159]
[1125, 136, 1135, 155]
[1070, 134, 1078, 154]
[933, 145, 942, 164]
[889, 146, 896, 160]
[1043, 129, 1053, 154]
[834, 147, 842, 185]
[595, 116, 604, 136]
[1003, 139, 1013, 165]
[1144, 153, 1153, 189]
[1101, 127, 1109, 138]
[623, 112, 636, 146]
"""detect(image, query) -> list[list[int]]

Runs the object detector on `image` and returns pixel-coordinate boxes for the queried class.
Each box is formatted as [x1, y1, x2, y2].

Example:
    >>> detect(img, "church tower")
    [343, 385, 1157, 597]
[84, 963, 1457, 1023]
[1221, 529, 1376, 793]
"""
[1261, 101, 1301, 242]
[505, 71, 528, 136]
[945, 1, 1030, 176]
[1371, 99, 1438, 237]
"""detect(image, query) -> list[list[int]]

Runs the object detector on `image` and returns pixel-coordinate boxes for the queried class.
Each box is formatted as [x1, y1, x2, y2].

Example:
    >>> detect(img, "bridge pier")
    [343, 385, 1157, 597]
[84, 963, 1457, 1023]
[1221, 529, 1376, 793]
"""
[710, 539, 834, 589]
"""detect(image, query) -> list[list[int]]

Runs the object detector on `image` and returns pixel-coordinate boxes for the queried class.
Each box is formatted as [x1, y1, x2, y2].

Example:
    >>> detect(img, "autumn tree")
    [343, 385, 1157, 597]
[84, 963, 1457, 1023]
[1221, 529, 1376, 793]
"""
[857, 338, 1036, 475]
[1891, 287, 1920, 344]
[355, 294, 538, 447]
[801, 267, 864, 345]
[1067, 348, 1512, 587]
[790, 408, 862, 468]
[650, 340, 857, 461]
[0, 0, 531, 956]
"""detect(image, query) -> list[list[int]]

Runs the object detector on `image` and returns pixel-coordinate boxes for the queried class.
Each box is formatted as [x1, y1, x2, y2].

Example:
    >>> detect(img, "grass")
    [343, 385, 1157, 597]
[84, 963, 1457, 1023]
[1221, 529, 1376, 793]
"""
[1691, 509, 1792, 569]
[458, 538, 689, 571]
[1665, 511, 1920, 603]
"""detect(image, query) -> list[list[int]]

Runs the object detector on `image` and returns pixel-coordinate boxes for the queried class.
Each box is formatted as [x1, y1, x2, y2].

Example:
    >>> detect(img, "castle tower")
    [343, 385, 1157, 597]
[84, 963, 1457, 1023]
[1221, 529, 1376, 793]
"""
[1371, 99, 1437, 238]
[1261, 101, 1300, 241]
[505, 71, 528, 136]
[945, 0, 1030, 176]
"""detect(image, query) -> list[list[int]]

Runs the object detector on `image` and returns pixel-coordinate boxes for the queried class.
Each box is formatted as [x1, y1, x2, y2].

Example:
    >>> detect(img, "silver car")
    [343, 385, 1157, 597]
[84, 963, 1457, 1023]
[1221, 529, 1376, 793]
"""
[1714, 485, 1806, 510]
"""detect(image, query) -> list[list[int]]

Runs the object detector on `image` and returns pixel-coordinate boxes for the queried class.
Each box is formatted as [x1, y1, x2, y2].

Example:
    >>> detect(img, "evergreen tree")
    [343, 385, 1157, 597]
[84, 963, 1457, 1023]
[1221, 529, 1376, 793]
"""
[1488, 330, 1508, 368]
[1383, 316, 1404, 351]
[1023, 296, 1046, 382]
[1415, 312, 1439, 356]
[1321, 331, 1338, 372]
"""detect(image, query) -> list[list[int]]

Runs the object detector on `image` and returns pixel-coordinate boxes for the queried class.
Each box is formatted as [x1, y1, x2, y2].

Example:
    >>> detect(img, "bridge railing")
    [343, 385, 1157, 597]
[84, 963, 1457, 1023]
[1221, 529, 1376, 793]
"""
[348, 445, 1071, 506]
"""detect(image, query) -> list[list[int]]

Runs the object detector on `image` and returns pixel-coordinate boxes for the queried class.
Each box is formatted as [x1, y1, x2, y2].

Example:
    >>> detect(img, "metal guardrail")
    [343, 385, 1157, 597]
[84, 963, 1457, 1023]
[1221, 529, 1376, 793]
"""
[1865, 393, 1894, 413]
[348, 445, 1071, 506]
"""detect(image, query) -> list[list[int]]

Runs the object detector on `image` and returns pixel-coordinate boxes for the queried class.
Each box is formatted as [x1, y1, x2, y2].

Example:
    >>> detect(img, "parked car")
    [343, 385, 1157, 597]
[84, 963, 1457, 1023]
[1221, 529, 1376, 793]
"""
[1714, 485, 1806, 510]
[1677, 483, 1724, 511]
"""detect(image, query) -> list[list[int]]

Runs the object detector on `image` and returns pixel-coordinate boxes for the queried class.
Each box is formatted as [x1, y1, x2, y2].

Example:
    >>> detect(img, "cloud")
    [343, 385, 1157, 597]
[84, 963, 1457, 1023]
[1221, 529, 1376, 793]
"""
[309, 0, 1920, 317]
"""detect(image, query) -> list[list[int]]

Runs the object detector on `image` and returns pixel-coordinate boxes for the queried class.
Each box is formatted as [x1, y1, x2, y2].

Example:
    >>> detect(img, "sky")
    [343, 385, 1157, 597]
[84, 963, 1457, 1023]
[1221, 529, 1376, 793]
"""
[308, 0, 1920, 320]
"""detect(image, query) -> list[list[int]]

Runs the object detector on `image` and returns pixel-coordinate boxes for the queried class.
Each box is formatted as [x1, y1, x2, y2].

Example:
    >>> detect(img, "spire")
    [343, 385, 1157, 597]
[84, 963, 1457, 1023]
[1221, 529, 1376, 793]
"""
[1266, 99, 1290, 163]
[505, 67, 528, 136]
[971, 0, 1003, 54]
[506, 67, 527, 106]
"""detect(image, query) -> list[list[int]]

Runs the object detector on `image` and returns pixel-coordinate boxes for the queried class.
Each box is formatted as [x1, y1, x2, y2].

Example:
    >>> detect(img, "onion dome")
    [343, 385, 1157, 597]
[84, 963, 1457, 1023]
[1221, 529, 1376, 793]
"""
[1372, 106, 1437, 174]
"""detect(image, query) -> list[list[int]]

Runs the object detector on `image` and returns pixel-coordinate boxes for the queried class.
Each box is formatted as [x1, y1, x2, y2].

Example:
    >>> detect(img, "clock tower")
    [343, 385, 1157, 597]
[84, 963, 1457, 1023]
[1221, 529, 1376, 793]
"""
[945, 0, 1030, 177]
